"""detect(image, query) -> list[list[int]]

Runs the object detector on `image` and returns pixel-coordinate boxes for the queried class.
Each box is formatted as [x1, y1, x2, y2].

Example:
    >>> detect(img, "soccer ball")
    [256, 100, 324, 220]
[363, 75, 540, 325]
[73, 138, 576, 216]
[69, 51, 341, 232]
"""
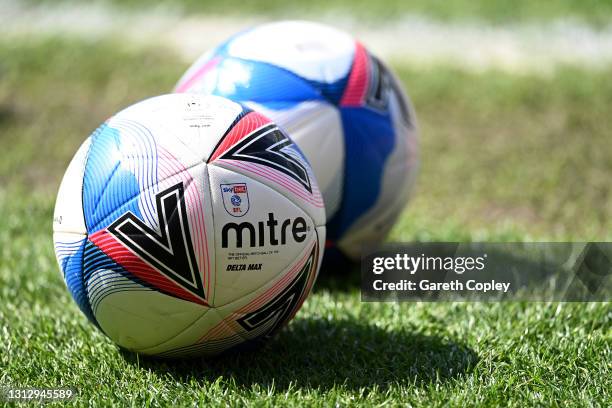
[52, 94, 325, 357]
[174, 21, 418, 261]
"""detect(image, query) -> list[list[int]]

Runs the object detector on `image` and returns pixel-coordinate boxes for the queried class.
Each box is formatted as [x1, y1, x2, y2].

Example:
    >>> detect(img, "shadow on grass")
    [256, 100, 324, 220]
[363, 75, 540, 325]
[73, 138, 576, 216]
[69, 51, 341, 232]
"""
[0, 103, 17, 126]
[121, 316, 478, 390]
[313, 248, 361, 293]
[314, 266, 361, 293]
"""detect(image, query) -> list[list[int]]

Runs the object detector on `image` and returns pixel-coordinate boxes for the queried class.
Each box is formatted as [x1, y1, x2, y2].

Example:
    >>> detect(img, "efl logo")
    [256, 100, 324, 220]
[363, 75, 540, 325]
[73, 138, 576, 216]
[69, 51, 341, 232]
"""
[220, 183, 250, 217]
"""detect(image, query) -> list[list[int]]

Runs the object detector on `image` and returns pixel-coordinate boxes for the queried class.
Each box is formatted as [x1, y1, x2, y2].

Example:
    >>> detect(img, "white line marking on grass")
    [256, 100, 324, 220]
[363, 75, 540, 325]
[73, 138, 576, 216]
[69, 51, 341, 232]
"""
[3, 0, 612, 74]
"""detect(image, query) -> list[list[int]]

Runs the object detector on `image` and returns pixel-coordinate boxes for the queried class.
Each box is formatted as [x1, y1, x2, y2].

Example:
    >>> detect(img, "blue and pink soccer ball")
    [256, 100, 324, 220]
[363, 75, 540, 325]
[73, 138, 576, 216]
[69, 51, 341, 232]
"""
[175, 21, 419, 264]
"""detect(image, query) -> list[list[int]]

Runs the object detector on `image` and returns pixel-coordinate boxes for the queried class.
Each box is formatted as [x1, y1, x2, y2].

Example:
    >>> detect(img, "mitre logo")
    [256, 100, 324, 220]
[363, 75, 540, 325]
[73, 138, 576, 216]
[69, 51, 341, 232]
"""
[221, 212, 309, 248]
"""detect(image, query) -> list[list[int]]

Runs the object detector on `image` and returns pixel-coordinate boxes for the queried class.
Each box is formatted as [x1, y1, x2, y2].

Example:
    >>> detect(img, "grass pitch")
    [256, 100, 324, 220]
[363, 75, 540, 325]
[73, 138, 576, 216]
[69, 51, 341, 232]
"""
[0, 36, 610, 406]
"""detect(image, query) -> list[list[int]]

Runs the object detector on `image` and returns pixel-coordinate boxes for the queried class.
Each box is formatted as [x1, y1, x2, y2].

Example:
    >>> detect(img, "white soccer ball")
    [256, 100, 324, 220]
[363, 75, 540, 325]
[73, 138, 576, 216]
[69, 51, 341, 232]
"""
[53, 94, 325, 357]
[175, 21, 419, 261]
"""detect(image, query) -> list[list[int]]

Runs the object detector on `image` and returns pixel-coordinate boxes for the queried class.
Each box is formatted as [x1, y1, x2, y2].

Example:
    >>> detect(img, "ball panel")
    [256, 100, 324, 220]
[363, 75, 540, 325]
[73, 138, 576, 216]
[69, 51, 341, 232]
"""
[207, 164, 318, 307]
[82, 122, 153, 235]
[209, 118, 325, 227]
[93, 287, 210, 353]
[115, 93, 245, 165]
[245, 100, 345, 220]
[82, 143, 214, 304]
[86, 182, 210, 307]
[211, 236, 320, 345]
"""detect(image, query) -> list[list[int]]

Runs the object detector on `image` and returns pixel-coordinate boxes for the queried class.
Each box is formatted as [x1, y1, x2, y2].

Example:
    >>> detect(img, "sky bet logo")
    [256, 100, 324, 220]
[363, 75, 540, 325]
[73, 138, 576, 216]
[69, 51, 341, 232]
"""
[222, 213, 308, 248]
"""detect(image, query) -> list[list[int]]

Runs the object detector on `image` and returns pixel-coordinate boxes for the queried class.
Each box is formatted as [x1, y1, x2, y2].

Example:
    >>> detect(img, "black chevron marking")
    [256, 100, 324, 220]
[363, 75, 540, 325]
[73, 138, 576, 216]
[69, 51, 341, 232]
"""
[220, 124, 312, 193]
[107, 182, 205, 300]
[236, 245, 316, 339]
